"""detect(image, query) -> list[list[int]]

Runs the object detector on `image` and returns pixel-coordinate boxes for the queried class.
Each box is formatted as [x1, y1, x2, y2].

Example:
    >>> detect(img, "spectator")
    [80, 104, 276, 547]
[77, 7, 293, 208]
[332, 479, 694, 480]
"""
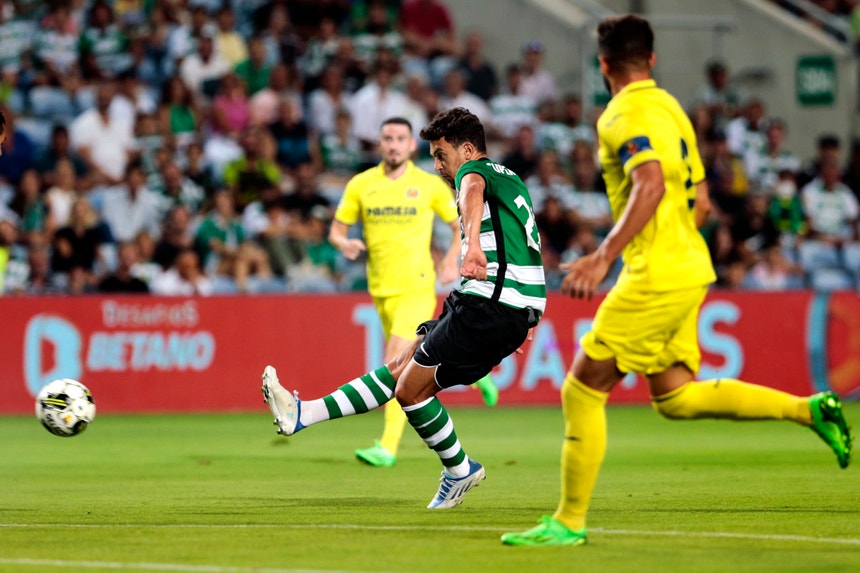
[69, 83, 135, 185]
[0, 109, 36, 186]
[45, 159, 78, 230]
[110, 71, 158, 128]
[184, 141, 217, 200]
[746, 244, 804, 290]
[267, 98, 317, 172]
[331, 37, 367, 93]
[0, 9, 35, 88]
[535, 94, 595, 158]
[242, 185, 306, 277]
[524, 150, 574, 214]
[801, 156, 860, 245]
[223, 127, 282, 210]
[705, 129, 749, 218]
[100, 160, 163, 242]
[166, 4, 214, 67]
[31, 2, 80, 86]
[536, 195, 577, 260]
[194, 188, 273, 293]
[569, 142, 613, 236]
[78, 0, 131, 81]
[307, 64, 353, 136]
[438, 68, 491, 126]
[743, 118, 800, 192]
[351, 3, 404, 70]
[398, 0, 458, 87]
[768, 169, 808, 243]
[456, 31, 498, 101]
[797, 133, 841, 189]
[234, 35, 272, 97]
[348, 62, 409, 151]
[725, 97, 766, 160]
[51, 197, 106, 276]
[301, 17, 342, 89]
[283, 162, 331, 221]
[249, 63, 304, 128]
[258, 4, 302, 68]
[689, 59, 740, 131]
[134, 112, 165, 177]
[21, 243, 65, 295]
[159, 75, 200, 149]
[98, 241, 150, 293]
[319, 108, 362, 179]
[154, 161, 204, 214]
[209, 72, 251, 138]
[178, 32, 230, 98]
[288, 204, 340, 292]
[150, 247, 213, 296]
[131, 230, 161, 286]
[33, 124, 89, 185]
[214, 5, 248, 68]
[10, 169, 50, 245]
[731, 193, 781, 264]
[153, 204, 194, 269]
[501, 124, 539, 181]
[489, 63, 537, 141]
[519, 40, 558, 105]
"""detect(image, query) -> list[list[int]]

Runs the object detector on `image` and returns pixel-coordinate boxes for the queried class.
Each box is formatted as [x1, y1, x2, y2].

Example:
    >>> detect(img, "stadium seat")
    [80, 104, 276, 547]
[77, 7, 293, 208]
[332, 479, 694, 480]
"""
[798, 240, 840, 271]
[15, 117, 54, 153]
[809, 267, 855, 291]
[28, 86, 76, 122]
[841, 242, 860, 277]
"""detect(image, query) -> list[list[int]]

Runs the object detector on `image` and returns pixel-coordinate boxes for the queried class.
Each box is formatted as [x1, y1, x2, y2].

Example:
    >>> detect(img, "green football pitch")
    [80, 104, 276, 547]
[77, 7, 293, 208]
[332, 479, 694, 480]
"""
[2, 403, 859, 573]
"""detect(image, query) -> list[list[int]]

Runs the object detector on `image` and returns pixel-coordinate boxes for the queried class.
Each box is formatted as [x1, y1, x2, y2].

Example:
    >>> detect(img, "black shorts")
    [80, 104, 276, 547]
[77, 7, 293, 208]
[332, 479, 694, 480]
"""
[413, 290, 532, 389]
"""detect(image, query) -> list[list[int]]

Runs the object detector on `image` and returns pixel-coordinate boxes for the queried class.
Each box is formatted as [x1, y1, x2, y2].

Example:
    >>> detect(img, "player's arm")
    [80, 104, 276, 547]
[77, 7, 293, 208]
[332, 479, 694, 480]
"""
[437, 219, 462, 284]
[562, 160, 665, 298]
[694, 180, 710, 229]
[458, 172, 487, 281]
[328, 219, 366, 260]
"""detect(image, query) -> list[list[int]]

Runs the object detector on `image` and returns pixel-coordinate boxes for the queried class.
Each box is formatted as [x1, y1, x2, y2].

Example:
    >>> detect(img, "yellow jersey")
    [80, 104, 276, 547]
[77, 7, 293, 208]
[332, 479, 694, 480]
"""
[597, 79, 716, 291]
[335, 161, 458, 297]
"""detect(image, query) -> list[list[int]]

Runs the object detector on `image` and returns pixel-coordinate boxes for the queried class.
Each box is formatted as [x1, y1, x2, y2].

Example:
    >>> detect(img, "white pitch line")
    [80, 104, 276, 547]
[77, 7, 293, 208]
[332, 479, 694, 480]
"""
[1, 523, 859, 546]
[0, 558, 391, 573]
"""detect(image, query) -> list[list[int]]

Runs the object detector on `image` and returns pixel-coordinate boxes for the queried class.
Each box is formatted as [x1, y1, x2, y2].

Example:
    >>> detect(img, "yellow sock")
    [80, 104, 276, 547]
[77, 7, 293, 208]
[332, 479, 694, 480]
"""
[378, 400, 408, 455]
[553, 373, 609, 532]
[652, 379, 811, 424]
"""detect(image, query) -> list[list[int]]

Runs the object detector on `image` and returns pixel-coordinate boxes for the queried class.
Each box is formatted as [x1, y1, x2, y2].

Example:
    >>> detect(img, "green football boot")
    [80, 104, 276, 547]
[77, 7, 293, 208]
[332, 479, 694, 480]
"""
[355, 440, 396, 467]
[808, 391, 853, 469]
[473, 374, 499, 408]
[501, 516, 587, 547]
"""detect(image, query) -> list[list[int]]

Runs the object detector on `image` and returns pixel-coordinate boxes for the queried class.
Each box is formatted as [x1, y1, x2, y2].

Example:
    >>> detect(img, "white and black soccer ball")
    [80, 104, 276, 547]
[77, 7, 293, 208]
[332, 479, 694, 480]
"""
[35, 378, 96, 437]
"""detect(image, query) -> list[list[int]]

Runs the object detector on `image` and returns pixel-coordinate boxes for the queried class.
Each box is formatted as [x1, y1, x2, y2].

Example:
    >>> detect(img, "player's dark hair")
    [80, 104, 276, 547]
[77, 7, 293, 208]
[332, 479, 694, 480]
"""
[597, 14, 654, 73]
[381, 116, 413, 132]
[419, 107, 486, 153]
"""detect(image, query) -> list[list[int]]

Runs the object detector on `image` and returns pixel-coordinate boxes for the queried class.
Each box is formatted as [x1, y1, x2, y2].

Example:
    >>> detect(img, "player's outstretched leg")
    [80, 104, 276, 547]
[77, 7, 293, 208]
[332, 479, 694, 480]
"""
[261, 365, 397, 436]
[809, 391, 853, 469]
[402, 396, 485, 508]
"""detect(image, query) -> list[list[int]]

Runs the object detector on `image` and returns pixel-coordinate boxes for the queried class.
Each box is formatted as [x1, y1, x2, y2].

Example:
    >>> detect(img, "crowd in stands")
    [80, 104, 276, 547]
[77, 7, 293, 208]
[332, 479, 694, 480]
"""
[0, 0, 858, 297]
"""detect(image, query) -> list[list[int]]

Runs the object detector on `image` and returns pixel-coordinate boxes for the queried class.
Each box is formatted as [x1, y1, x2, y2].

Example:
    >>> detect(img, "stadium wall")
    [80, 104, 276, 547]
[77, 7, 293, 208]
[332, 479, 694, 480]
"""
[1, 291, 858, 414]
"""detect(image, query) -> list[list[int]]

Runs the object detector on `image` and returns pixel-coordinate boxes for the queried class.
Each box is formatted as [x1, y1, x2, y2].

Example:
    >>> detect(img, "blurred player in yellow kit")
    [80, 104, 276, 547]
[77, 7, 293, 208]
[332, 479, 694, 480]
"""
[502, 14, 853, 546]
[330, 117, 498, 467]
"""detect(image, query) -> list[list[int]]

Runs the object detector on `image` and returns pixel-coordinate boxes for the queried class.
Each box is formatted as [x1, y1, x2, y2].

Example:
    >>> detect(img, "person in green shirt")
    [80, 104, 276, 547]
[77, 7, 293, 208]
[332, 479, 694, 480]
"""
[234, 36, 271, 96]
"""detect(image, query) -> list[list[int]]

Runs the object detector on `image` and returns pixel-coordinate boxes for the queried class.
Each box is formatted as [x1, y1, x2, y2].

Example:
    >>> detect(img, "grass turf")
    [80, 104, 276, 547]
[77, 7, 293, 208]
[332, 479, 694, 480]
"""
[1, 404, 858, 573]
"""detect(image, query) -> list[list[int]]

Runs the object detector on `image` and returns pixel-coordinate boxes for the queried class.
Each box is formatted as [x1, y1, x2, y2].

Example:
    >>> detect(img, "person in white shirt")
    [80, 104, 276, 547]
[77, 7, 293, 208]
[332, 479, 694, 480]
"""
[307, 64, 353, 136]
[179, 33, 231, 97]
[69, 84, 135, 185]
[348, 62, 409, 149]
[438, 68, 491, 126]
[801, 157, 860, 244]
[150, 247, 213, 296]
[100, 160, 164, 243]
[489, 64, 537, 141]
[519, 40, 558, 105]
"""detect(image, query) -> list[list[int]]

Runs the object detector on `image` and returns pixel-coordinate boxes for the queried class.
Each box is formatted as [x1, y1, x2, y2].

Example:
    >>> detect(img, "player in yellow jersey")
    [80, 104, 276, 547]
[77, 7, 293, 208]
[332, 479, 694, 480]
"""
[330, 117, 498, 468]
[502, 14, 853, 547]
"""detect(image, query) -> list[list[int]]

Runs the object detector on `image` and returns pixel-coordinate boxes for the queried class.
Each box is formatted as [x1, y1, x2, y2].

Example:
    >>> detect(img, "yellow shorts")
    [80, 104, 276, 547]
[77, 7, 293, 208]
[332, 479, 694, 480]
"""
[580, 285, 708, 376]
[373, 289, 438, 341]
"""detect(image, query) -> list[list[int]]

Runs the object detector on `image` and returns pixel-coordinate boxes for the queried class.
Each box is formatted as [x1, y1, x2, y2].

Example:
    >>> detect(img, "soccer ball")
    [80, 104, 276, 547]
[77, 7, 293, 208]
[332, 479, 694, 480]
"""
[35, 378, 96, 437]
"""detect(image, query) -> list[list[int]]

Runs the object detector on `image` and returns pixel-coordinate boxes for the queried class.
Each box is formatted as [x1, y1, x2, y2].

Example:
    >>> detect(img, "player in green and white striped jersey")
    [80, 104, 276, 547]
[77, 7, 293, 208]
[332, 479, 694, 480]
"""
[261, 107, 545, 510]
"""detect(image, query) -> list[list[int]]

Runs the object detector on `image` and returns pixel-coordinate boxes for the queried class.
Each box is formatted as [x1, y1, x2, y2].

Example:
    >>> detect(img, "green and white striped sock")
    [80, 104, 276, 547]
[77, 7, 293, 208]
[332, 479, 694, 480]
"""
[298, 367, 396, 427]
[403, 397, 470, 477]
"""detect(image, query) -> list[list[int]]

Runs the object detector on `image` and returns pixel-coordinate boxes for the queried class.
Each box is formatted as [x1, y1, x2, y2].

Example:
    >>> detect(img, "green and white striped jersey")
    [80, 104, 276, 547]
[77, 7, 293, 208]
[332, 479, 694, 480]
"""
[454, 159, 546, 314]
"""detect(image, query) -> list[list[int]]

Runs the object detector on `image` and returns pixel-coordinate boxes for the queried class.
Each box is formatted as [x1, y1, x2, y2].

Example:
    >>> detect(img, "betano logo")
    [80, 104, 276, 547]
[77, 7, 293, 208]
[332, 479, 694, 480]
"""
[23, 311, 216, 397]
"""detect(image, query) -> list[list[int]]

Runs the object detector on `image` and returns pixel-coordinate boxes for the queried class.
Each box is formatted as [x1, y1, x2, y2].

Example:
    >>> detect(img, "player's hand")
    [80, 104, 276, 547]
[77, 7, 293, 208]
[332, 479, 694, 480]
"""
[340, 239, 366, 260]
[560, 253, 612, 299]
[515, 327, 535, 355]
[460, 246, 488, 280]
